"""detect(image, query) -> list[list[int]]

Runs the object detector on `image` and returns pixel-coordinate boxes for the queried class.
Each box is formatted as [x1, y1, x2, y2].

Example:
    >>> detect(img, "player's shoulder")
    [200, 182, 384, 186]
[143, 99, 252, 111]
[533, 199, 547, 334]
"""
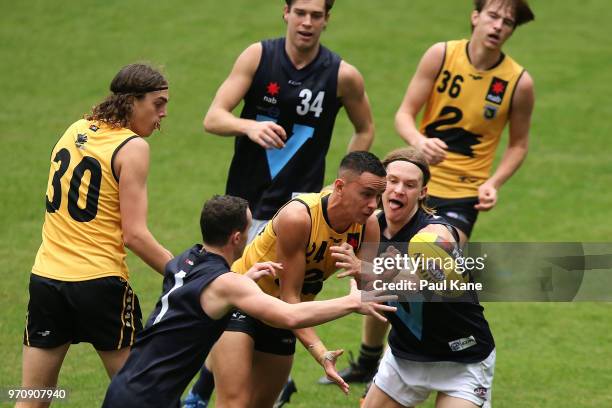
[276, 200, 312, 226]
[338, 60, 365, 98]
[516, 69, 534, 90]
[422, 41, 447, 63]
[234, 42, 264, 71]
[118, 135, 148, 154]
[338, 60, 363, 84]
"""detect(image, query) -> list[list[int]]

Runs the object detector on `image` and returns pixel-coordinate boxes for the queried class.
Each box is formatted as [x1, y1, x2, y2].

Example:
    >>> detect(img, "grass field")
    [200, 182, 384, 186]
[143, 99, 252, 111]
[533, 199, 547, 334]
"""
[1, 0, 611, 407]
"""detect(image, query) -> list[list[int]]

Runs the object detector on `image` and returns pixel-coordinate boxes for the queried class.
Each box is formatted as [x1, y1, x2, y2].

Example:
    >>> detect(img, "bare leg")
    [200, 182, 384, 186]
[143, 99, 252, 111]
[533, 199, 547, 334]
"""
[213, 331, 255, 408]
[96, 347, 131, 378]
[249, 351, 293, 408]
[435, 392, 480, 408]
[16, 343, 70, 408]
[362, 383, 409, 408]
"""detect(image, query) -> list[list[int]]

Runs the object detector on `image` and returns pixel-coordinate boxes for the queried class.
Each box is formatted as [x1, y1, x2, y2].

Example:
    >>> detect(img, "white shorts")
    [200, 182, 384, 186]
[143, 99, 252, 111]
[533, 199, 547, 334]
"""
[373, 348, 495, 407]
[247, 218, 269, 243]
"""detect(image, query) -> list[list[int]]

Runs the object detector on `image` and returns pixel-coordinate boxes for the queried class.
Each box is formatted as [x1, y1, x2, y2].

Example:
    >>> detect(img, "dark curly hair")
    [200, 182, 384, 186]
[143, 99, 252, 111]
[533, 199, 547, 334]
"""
[86, 63, 167, 128]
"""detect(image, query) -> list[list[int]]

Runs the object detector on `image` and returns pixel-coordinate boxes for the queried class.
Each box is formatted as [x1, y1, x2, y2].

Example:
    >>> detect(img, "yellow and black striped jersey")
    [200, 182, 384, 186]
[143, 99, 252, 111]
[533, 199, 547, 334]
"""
[32, 119, 138, 281]
[421, 39, 525, 198]
[232, 191, 365, 301]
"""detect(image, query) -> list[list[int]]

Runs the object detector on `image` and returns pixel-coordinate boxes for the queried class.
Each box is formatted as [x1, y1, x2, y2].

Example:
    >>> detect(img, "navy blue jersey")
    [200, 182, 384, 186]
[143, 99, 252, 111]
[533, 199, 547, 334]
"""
[226, 37, 343, 219]
[103, 245, 231, 408]
[380, 209, 495, 363]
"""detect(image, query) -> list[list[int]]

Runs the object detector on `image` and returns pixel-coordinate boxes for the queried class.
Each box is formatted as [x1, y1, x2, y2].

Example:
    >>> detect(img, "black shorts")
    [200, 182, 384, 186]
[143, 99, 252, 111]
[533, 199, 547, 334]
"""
[427, 196, 479, 237]
[225, 310, 296, 356]
[24, 274, 142, 351]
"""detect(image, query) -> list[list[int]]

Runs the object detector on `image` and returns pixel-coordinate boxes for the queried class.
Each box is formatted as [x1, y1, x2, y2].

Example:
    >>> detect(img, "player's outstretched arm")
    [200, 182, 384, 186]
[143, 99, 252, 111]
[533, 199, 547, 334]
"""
[339, 61, 375, 152]
[114, 138, 173, 275]
[203, 43, 287, 149]
[395, 42, 448, 164]
[202, 273, 396, 330]
[475, 71, 534, 211]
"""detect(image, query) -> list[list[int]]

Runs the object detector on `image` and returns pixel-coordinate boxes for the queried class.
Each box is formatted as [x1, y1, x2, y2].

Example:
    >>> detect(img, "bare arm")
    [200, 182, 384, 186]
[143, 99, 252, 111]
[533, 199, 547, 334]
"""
[338, 61, 374, 152]
[475, 72, 534, 211]
[114, 138, 173, 275]
[202, 273, 395, 328]
[395, 42, 448, 164]
[203, 43, 287, 149]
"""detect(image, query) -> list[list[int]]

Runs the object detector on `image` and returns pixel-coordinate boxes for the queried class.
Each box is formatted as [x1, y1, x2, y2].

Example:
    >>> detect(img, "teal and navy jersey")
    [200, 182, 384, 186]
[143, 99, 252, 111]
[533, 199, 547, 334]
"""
[103, 246, 230, 408]
[380, 209, 495, 363]
[226, 37, 343, 219]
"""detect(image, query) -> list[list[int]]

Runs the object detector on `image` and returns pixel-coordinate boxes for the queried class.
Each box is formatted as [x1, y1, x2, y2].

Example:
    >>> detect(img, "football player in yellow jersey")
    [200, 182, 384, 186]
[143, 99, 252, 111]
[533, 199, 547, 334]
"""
[331, 0, 537, 397]
[396, 0, 535, 245]
[203, 151, 386, 408]
[18, 63, 173, 408]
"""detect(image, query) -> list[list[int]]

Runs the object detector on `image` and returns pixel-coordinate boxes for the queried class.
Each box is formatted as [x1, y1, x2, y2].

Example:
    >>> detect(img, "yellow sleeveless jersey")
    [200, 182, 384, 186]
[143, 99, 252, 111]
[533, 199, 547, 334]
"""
[232, 191, 365, 301]
[32, 119, 138, 281]
[421, 39, 525, 198]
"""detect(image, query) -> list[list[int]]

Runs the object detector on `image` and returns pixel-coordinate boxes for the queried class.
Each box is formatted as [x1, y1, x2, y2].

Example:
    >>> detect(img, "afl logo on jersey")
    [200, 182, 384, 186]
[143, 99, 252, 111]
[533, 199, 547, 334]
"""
[485, 77, 508, 105]
[483, 104, 498, 120]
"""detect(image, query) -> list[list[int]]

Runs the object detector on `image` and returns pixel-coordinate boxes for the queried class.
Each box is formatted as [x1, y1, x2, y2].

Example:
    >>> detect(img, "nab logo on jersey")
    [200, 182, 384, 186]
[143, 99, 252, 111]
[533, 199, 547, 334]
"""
[263, 82, 280, 104]
[485, 77, 508, 105]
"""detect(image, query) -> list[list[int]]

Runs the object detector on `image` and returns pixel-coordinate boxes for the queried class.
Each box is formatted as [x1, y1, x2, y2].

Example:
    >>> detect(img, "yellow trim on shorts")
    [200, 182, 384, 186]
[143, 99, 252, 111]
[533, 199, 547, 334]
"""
[129, 290, 136, 346]
[25, 312, 30, 346]
[117, 283, 129, 350]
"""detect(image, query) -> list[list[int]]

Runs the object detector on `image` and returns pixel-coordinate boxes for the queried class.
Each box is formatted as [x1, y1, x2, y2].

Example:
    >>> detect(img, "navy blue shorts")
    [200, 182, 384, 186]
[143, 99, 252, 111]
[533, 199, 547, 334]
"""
[225, 309, 296, 355]
[427, 196, 479, 237]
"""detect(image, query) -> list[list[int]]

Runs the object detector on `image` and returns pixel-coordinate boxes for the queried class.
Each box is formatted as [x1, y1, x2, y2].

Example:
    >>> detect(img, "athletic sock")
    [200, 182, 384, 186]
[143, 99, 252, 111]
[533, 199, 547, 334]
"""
[192, 366, 215, 400]
[357, 344, 383, 370]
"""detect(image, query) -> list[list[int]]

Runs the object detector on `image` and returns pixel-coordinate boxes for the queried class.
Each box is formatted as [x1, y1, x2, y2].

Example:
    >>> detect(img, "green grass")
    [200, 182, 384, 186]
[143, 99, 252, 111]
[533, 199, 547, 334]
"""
[2, 1, 612, 407]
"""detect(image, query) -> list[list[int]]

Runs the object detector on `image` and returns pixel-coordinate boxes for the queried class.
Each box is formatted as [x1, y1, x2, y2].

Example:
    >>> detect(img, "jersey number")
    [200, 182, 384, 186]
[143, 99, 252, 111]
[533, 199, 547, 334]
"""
[45, 148, 102, 222]
[297, 89, 325, 118]
[437, 70, 464, 98]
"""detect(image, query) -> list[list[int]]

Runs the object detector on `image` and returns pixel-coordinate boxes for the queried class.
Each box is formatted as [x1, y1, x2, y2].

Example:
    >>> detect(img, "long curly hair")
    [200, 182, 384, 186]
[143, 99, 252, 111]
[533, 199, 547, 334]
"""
[86, 63, 167, 128]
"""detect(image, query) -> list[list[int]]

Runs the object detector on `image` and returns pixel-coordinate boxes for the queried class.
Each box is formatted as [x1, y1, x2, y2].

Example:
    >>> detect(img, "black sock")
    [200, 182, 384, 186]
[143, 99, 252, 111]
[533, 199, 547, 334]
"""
[357, 344, 383, 370]
[192, 365, 215, 400]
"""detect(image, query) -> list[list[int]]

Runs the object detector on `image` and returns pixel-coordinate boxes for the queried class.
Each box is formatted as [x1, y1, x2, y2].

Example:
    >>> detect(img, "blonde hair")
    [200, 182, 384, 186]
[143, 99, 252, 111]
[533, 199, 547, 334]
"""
[382, 147, 435, 215]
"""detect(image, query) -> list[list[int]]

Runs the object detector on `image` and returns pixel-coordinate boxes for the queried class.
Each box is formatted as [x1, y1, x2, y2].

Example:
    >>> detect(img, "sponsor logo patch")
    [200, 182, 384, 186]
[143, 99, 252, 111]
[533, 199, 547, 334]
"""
[485, 77, 508, 105]
[484, 104, 498, 120]
[347, 233, 361, 251]
[448, 335, 477, 351]
[266, 82, 280, 96]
